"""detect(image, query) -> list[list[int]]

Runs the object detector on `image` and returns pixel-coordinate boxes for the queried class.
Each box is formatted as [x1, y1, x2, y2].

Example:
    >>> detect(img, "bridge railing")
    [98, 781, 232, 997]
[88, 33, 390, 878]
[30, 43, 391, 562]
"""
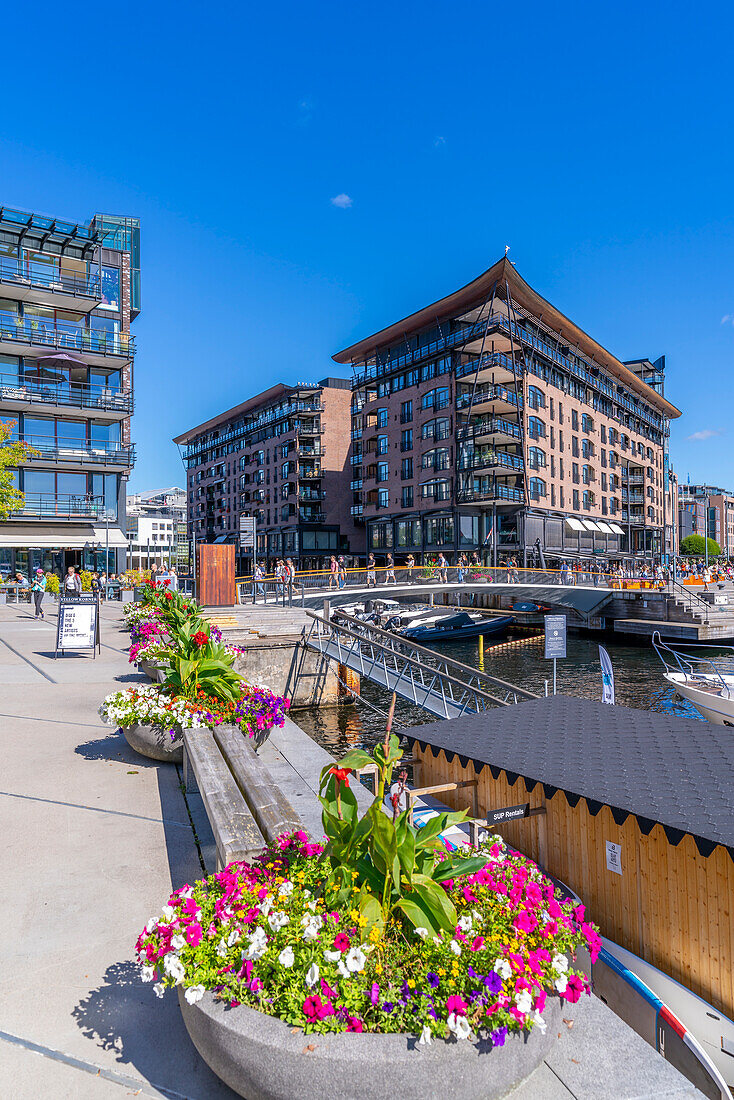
[236, 563, 627, 598]
[303, 610, 538, 718]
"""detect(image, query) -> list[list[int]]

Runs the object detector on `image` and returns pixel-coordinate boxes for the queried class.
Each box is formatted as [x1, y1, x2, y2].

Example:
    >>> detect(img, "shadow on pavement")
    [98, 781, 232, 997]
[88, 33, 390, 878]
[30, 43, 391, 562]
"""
[74, 731, 158, 766]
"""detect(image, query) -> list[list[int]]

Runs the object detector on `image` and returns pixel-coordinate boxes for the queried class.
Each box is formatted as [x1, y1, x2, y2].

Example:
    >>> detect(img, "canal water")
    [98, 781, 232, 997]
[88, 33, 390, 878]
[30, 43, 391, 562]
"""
[296, 633, 704, 761]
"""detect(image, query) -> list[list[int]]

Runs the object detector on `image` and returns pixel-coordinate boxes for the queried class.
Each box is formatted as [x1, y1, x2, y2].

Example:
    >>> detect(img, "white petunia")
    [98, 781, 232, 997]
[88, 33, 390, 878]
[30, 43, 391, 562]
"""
[301, 914, 322, 942]
[163, 954, 185, 984]
[417, 1025, 433, 1046]
[227, 927, 241, 947]
[447, 1013, 472, 1040]
[153, 982, 165, 999]
[140, 966, 155, 983]
[531, 1009, 547, 1034]
[278, 881, 294, 897]
[184, 984, 205, 1005]
[268, 911, 290, 932]
[278, 946, 295, 968]
[162, 905, 176, 921]
[432, 935, 443, 946]
[337, 959, 351, 980]
[216, 938, 229, 957]
[145, 918, 156, 933]
[414, 927, 429, 939]
[449, 939, 462, 956]
[244, 927, 268, 961]
[345, 946, 366, 973]
[551, 953, 568, 975]
[554, 975, 568, 994]
[323, 949, 342, 962]
[180, 887, 194, 899]
[260, 898, 273, 918]
[305, 963, 320, 988]
[306, 899, 318, 913]
[493, 958, 512, 981]
[457, 914, 473, 933]
[171, 934, 186, 952]
[514, 989, 533, 1015]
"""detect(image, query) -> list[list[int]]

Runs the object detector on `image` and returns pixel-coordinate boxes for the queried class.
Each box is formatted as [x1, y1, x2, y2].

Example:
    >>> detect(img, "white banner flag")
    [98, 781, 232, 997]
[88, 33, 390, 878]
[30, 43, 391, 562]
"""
[599, 645, 615, 705]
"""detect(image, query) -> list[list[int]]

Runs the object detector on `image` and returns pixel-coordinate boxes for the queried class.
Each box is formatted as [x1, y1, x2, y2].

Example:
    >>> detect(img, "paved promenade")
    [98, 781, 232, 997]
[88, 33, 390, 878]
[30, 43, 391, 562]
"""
[0, 600, 705, 1098]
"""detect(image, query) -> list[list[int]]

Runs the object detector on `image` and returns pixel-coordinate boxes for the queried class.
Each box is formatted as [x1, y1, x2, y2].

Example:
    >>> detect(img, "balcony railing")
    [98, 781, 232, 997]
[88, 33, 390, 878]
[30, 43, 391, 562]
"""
[299, 510, 326, 523]
[299, 467, 322, 479]
[0, 372, 132, 414]
[0, 257, 102, 299]
[15, 493, 107, 518]
[457, 416, 522, 443]
[0, 312, 134, 358]
[299, 489, 325, 501]
[457, 484, 524, 505]
[458, 451, 525, 473]
[456, 385, 522, 412]
[20, 438, 135, 467]
[350, 505, 364, 517]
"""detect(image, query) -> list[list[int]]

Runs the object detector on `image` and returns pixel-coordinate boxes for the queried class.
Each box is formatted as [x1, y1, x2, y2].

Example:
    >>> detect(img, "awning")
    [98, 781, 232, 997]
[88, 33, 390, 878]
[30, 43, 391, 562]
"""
[0, 523, 128, 549]
[92, 526, 128, 548]
[609, 523, 625, 535]
[565, 518, 585, 532]
[595, 521, 614, 534]
[581, 519, 601, 532]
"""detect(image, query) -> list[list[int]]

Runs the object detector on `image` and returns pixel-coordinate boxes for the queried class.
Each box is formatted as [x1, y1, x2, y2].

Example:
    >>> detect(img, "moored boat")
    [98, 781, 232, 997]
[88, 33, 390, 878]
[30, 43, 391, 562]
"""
[652, 631, 734, 726]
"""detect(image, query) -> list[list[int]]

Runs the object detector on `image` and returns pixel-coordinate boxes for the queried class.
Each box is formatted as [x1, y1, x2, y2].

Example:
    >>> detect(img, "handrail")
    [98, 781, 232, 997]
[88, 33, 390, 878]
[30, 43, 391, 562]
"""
[305, 610, 539, 700]
[670, 578, 710, 624]
[651, 630, 731, 692]
[236, 563, 618, 586]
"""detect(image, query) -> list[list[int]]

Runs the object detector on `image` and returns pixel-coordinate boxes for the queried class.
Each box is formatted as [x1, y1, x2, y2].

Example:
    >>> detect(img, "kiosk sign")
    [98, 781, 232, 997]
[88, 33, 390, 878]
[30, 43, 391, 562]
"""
[239, 515, 256, 551]
[55, 595, 99, 658]
[544, 615, 567, 659]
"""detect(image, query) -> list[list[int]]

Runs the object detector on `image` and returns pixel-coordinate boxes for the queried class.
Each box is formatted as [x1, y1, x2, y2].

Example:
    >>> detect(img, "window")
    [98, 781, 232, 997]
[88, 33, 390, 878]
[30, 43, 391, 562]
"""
[424, 515, 454, 545]
[571, 436, 579, 457]
[582, 439, 594, 459]
[378, 489, 389, 508]
[401, 487, 414, 509]
[582, 465, 594, 484]
[528, 416, 546, 440]
[400, 400, 413, 423]
[401, 457, 413, 480]
[528, 385, 546, 410]
[571, 409, 579, 430]
[600, 424, 607, 443]
[400, 429, 413, 451]
[420, 479, 450, 501]
[376, 408, 388, 429]
[421, 417, 450, 441]
[420, 387, 449, 411]
[528, 446, 546, 470]
[601, 472, 607, 491]
[376, 462, 389, 483]
[581, 414, 594, 433]
[376, 434, 388, 455]
[529, 477, 546, 501]
[369, 521, 393, 549]
[572, 462, 579, 483]
[422, 448, 449, 471]
[550, 427, 555, 449]
[583, 490, 595, 509]
[573, 489, 580, 510]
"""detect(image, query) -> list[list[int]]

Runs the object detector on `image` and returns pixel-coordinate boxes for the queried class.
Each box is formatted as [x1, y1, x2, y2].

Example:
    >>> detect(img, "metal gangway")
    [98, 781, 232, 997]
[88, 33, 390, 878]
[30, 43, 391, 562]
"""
[302, 611, 538, 720]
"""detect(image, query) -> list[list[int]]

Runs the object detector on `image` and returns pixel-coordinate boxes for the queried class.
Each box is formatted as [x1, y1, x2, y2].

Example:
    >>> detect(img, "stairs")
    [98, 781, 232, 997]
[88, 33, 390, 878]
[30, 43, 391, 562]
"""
[202, 605, 313, 644]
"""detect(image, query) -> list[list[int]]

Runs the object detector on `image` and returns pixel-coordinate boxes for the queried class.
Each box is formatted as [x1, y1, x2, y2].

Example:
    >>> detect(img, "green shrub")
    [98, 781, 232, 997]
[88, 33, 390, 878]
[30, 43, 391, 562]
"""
[45, 572, 59, 595]
[680, 534, 721, 557]
[80, 570, 93, 591]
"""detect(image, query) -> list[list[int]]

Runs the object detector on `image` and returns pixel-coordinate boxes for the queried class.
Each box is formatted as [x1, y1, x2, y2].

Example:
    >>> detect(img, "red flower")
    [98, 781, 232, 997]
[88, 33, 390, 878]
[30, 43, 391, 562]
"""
[163, 579, 171, 586]
[329, 766, 351, 789]
[165, 592, 173, 600]
[192, 631, 209, 647]
[333, 932, 351, 953]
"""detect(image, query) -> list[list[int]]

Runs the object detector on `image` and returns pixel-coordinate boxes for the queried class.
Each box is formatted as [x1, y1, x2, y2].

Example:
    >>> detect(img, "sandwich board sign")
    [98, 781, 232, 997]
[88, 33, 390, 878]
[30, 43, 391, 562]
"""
[55, 595, 100, 658]
[239, 515, 256, 550]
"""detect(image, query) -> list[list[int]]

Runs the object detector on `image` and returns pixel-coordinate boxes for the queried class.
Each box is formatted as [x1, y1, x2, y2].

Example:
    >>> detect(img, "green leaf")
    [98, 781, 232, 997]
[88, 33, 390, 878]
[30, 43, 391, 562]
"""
[432, 855, 488, 883]
[413, 810, 469, 851]
[367, 805, 397, 880]
[393, 894, 442, 936]
[358, 885, 384, 933]
[412, 873, 457, 932]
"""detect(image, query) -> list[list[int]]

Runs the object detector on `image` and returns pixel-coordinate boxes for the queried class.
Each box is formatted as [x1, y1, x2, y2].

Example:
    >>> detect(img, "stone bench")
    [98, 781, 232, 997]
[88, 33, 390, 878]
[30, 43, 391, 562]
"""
[183, 726, 302, 872]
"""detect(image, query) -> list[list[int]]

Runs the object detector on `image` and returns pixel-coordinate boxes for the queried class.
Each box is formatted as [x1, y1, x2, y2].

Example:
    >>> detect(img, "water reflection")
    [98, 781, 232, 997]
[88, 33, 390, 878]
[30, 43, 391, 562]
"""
[294, 635, 704, 762]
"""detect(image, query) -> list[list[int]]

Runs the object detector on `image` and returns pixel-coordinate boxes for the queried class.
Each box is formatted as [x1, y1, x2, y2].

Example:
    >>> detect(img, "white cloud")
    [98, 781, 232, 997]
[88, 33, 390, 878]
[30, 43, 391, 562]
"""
[330, 193, 353, 209]
[721, 314, 734, 325]
[687, 429, 721, 441]
[433, 136, 446, 147]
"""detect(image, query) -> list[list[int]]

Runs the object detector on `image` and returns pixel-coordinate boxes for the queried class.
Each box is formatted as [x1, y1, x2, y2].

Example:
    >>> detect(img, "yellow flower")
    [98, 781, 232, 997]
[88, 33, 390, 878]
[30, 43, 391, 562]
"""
[350, 909, 359, 920]
[375, 963, 383, 974]
[369, 926, 381, 943]
[438, 967, 446, 977]
[407, 979, 415, 989]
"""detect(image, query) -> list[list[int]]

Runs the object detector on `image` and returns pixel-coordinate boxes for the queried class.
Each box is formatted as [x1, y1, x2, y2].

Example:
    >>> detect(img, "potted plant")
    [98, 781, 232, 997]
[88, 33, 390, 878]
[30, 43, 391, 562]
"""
[138, 737, 599, 1099]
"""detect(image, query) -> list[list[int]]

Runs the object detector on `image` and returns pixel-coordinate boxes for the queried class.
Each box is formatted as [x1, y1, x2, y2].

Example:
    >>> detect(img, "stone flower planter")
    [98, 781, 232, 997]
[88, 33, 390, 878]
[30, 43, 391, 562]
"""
[121, 723, 184, 763]
[138, 658, 166, 683]
[179, 989, 563, 1100]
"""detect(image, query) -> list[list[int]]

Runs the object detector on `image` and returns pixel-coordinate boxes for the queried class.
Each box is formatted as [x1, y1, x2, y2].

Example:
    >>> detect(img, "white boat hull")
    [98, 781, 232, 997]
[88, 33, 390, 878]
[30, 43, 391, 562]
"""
[665, 672, 734, 726]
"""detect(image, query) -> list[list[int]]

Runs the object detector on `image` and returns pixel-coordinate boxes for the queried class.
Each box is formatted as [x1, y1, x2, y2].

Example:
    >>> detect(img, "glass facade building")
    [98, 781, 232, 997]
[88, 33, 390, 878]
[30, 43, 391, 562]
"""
[0, 204, 140, 579]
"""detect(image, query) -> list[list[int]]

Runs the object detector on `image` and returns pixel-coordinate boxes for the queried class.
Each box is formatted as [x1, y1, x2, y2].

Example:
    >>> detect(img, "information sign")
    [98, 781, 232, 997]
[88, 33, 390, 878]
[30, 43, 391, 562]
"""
[605, 840, 622, 875]
[239, 515, 256, 550]
[55, 595, 99, 659]
[544, 615, 567, 659]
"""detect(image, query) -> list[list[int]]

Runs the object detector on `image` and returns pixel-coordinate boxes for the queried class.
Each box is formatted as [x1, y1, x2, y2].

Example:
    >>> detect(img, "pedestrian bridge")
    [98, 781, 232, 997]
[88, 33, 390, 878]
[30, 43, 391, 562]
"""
[298, 579, 612, 617]
[302, 611, 538, 720]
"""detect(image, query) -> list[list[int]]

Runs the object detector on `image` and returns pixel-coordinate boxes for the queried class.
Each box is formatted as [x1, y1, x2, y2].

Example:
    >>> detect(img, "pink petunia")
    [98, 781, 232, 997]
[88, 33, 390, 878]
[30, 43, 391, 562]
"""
[185, 923, 203, 947]
[447, 994, 468, 1016]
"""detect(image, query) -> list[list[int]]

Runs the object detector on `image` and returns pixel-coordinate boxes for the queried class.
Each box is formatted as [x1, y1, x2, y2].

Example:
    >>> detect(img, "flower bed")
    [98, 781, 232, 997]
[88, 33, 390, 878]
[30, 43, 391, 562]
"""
[139, 831, 595, 1042]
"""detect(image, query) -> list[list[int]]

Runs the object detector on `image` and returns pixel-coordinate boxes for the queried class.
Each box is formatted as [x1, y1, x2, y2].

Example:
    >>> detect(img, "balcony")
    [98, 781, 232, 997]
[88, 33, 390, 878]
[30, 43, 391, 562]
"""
[14, 493, 106, 519]
[350, 504, 364, 518]
[459, 450, 525, 474]
[299, 489, 325, 502]
[297, 445, 323, 458]
[455, 350, 523, 383]
[456, 384, 522, 415]
[457, 484, 524, 505]
[350, 428, 363, 440]
[350, 479, 363, 491]
[0, 257, 103, 311]
[295, 420, 324, 436]
[299, 510, 325, 523]
[22, 438, 135, 470]
[0, 372, 132, 419]
[299, 467, 322, 479]
[0, 312, 134, 364]
[350, 454, 363, 466]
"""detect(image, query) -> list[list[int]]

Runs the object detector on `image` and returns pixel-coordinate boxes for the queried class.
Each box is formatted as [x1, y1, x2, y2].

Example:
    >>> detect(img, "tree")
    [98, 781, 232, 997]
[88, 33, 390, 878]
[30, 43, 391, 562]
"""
[680, 533, 721, 557]
[0, 420, 38, 520]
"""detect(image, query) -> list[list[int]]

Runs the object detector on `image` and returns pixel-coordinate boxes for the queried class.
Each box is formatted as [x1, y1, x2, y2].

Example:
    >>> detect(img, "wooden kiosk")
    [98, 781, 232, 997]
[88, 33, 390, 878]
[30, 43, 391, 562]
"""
[405, 695, 734, 1022]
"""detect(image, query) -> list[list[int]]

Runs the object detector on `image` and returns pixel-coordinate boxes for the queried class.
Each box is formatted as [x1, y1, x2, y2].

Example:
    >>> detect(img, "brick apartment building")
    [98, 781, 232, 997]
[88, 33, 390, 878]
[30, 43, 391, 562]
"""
[679, 484, 734, 557]
[174, 378, 358, 571]
[335, 256, 681, 566]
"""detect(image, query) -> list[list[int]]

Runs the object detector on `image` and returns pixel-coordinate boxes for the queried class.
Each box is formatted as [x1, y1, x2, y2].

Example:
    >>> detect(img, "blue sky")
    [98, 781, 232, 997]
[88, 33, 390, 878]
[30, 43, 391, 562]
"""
[2, 0, 733, 492]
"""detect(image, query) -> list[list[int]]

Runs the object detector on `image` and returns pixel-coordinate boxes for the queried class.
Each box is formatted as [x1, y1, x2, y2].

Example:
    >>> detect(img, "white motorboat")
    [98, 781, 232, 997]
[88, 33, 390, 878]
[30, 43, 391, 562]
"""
[652, 631, 734, 726]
